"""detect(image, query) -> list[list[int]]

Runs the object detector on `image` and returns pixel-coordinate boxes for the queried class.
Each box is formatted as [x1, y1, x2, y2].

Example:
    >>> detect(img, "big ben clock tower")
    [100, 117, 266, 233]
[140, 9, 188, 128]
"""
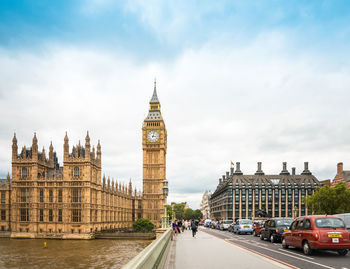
[142, 80, 167, 227]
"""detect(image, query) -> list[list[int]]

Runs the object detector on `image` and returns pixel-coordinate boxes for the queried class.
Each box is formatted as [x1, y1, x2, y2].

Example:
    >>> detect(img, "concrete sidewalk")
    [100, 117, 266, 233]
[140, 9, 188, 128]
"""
[164, 227, 290, 269]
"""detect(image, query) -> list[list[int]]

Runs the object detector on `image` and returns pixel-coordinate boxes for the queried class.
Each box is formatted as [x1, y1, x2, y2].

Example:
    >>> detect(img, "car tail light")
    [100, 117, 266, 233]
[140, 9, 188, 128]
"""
[275, 229, 279, 234]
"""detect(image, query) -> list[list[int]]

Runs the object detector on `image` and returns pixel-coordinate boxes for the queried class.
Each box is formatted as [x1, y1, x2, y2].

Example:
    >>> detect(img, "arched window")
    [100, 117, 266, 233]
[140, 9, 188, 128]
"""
[74, 167, 80, 178]
[22, 168, 28, 179]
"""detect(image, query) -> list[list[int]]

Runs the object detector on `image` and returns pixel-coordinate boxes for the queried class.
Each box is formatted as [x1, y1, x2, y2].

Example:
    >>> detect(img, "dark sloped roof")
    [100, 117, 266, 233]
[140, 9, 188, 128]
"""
[212, 173, 320, 197]
[342, 171, 350, 182]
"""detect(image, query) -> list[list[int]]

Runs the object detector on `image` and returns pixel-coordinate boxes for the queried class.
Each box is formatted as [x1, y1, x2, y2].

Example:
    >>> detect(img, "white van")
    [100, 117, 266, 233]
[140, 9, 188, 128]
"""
[334, 213, 350, 232]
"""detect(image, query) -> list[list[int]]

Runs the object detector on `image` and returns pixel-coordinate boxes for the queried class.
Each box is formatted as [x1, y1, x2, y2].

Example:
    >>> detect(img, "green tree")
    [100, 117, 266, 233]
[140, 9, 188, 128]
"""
[194, 209, 203, 219]
[184, 208, 194, 220]
[173, 203, 185, 219]
[303, 182, 350, 215]
[132, 218, 155, 232]
[166, 205, 173, 219]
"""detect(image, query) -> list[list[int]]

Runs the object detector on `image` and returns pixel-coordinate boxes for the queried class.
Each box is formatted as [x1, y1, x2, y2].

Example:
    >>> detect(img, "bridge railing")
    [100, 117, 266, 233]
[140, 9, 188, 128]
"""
[122, 228, 172, 269]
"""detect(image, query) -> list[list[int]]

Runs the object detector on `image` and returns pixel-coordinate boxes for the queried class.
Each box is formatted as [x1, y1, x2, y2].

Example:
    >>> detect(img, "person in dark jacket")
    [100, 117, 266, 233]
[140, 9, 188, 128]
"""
[177, 220, 182, 234]
[191, 219, 198, 237]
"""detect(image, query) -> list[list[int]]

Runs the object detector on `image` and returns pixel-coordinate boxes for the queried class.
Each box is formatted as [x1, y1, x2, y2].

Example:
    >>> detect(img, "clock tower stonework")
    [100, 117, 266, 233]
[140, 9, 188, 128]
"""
[142, 81, 167, 227]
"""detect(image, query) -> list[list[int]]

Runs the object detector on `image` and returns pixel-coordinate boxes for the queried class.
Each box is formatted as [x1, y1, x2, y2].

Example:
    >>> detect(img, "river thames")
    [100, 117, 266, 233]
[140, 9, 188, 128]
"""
[0, 238, 151, 268]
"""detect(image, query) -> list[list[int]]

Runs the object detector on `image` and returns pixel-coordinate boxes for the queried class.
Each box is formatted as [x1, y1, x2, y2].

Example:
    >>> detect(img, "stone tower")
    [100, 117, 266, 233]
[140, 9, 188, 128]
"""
[142, 80, 167, 227]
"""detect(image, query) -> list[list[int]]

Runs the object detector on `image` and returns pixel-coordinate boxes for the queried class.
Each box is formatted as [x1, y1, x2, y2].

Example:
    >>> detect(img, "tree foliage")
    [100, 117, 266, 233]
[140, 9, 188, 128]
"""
[184, 208, 194, 220]
[132, 218, 155, 232]
[303, 182, 350, 215]
[171, 203, 203, 220]
[166, 205, 173, 219]
[173, 203, 185, 219]
[184, 208, 203, 220]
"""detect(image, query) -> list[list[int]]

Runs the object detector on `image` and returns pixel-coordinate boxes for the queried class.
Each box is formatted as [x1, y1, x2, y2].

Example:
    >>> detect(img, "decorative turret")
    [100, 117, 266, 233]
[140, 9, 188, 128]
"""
[107, 177, 110, 189]
[41, 146, 46, 161]
[7, 172, 10, 186]
[129, 179, 132, 195]
[64, 132, 69, 159]
[85, 131, 91, 160]
[103, 174, 106, 188]
[97, 140, 101, 162]
[22, 146, 27, 159]
[111, 180, 115, 192]
[49, 141, 54, 166]
[32, 133, 38, 159]
[92, 146, 95, 159]
[12, 133, 18, 160]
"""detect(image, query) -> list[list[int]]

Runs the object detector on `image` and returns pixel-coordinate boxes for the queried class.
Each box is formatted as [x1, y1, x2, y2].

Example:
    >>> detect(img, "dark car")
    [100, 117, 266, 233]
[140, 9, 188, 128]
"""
[282, 215, 350, 256]
[252, 221, 265, 236]
[260, 218, 293, 243]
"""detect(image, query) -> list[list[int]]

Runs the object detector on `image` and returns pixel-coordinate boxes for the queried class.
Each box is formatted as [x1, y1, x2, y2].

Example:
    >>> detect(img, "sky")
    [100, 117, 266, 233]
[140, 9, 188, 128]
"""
[1, 0, 350, 208]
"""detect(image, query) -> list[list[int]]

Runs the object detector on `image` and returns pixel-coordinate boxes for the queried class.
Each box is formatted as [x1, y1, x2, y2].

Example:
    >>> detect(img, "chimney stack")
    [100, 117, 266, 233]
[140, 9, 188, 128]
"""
[255, 162, 264, 175]
[292, 167, 296, 175]
[234, 162, 243, 175]
[280, 162, 290, 175]
[230, 167, 234, 175]
[226, 171, 229, 179]
[219, 178, 222, 184]
[301, 162, 312, 175]
[337, 162, 343, 175]
[222, 175, 225, 181]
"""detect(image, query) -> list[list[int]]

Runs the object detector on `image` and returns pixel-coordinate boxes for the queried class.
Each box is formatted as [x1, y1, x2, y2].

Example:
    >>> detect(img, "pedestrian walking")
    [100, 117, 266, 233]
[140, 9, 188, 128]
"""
[185, 220, 189, 230]
[177, 220, 182, 234]
[172, 220, 177, 237]
[191, 219, 198, 237]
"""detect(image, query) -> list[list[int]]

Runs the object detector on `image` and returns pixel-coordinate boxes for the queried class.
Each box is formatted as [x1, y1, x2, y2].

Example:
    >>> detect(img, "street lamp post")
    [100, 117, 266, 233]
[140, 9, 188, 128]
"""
[293, 206, 298, 218]
[162, 179, 169, 228]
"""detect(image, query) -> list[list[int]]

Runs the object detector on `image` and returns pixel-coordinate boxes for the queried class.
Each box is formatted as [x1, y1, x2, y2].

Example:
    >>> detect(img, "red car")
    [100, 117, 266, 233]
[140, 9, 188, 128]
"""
[252, 221, 265, 236]
[282, 215, 350, 256]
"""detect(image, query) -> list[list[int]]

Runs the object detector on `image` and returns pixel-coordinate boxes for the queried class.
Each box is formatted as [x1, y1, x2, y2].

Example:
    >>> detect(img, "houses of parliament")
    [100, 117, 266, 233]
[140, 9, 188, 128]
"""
[0, 83, 167, 239]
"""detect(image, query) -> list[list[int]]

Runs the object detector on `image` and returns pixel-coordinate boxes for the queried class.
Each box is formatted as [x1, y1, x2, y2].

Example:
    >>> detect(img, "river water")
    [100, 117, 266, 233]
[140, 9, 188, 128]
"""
[0, 238, 151, 269]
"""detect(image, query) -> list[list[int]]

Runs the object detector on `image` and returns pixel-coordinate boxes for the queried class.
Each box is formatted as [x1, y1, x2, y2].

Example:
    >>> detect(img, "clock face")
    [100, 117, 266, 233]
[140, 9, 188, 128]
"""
[147, 130, 159, 142]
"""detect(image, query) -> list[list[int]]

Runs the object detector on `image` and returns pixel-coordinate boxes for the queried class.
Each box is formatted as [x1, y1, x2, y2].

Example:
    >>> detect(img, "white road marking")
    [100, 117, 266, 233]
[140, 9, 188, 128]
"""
[279, 248, 314, 260]
[225, 238, 335, 269]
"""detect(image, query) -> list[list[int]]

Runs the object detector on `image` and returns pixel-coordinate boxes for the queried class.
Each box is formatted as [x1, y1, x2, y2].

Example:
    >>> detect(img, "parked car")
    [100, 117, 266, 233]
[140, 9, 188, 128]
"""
[260, 218, 293, 243]
[204, 219, 211, 227]
[282, 215, 350, 256]
[210, 221, 218, 229]
[233, 219, 253, 234]
[334, 213, 350, 232]
[216, 220, 222, 229]
[220, 220, 233, 230]
[252, 221, 265, 236]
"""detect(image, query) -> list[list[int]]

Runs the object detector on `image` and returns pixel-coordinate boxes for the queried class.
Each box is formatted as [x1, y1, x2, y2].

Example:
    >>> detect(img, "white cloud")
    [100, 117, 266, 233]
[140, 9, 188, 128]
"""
[1, 32, 350, 208]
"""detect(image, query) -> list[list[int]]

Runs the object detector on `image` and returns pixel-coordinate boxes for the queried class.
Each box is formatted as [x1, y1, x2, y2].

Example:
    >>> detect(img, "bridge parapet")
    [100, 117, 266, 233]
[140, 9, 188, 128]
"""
[122, 228, 172, 269]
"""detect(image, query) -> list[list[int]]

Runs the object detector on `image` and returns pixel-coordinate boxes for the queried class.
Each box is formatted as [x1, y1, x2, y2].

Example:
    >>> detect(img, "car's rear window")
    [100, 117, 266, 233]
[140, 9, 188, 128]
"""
[315, 218, 345, 228]
[224, 220, 233, 224]
[276, 219, 293, 226]
[240, 220, 253, 224]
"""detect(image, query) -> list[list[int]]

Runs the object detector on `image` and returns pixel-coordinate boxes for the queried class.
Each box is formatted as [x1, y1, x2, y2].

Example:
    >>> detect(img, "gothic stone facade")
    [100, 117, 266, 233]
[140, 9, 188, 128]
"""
[200, 190, 211, 219]
[210, 162, 320, 221]
[0, 132, 142, 239]
[142, 81, 167, 228]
